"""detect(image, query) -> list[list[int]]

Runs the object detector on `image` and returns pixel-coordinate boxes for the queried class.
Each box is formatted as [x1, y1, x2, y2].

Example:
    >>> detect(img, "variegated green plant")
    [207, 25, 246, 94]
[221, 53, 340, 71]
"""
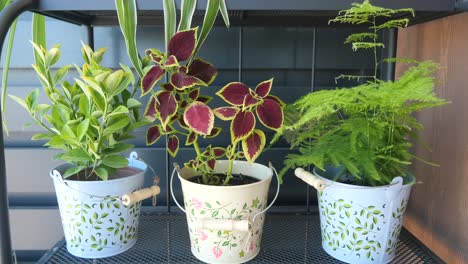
[9, 44, 149, 180]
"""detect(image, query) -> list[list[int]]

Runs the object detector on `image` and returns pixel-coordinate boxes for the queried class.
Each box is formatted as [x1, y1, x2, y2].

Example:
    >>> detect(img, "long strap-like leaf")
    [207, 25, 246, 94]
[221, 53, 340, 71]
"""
[192, 0, 219, 60]
[0, 0, 12, 11]
[1, 18, 17, 135]
[115, 0, 143, 77]
[163, 0, 176, 50]
[32, 14, 46, 64]
[219, 0, 230, 28]
[178, 0, 197, 31]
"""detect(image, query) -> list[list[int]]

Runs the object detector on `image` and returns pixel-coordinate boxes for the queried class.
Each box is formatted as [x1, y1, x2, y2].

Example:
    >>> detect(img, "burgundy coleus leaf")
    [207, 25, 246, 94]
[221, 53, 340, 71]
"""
[163, 124, 174, 133]
[164, 55, 179, 68]
[178, 115, 188, 128]
[242, 129, 266, 163]
[255, 78, 273, 97]
[231, 110, 256, 142]
[206, 127, 221, 138]
[146, 49, 164, 63]
[167, 135, 179, 157]
[196, 95, 212, 104]
[144, 96, 157, 121]
[212, 147, 226, 158]
[207, 158, 216, 170]
[161, 83, 175, 92]
[171, 69, 206, 90]
[217, 82, 250, 106]
[265, 95, 286, 108]
[185, 131, 197, 145]
[168, 28, 198, 61]
[184, 160, 195, 169]
[256, 98, 284, 131]
[243, 92, 261, 108]
[188, 58, 218, 85]
[146, 125, 162, 145]
[156, 91, 178, 127]
[188, 88, 200, 100]
[213, 107, 239, 121]
[141, 65, 166, 96]
[180, 100, 188, 108]
[183, 101, 214, 135]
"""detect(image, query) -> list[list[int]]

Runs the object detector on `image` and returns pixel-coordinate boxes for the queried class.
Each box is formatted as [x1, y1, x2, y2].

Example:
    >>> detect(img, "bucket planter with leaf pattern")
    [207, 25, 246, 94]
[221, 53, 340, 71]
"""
[50, 152, 157, 258]
[296, 167, 414, 263]
[276, 1, 447, 264]
[10, 44, 160, 258]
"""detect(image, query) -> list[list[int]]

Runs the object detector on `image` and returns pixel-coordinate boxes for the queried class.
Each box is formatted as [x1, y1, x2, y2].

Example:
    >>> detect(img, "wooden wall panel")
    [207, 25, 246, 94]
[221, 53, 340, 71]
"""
[396, 12, 468, 264]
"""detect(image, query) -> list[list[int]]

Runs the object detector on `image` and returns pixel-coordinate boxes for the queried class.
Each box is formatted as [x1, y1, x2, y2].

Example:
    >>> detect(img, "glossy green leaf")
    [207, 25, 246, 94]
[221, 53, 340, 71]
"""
[102, 155, 128, 168]
[63, 166, 86, 179]
[62, 149, 92, 163]
[76, 119, 90, 141]
[115, 0, 143, 77]
[2, 18, 18, 135]
[178, 0, 197, 31]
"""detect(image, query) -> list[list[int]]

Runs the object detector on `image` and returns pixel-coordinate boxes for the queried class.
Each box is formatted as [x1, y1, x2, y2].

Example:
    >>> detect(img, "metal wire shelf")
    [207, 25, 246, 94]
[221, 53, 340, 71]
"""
[37, 213, 444, 263]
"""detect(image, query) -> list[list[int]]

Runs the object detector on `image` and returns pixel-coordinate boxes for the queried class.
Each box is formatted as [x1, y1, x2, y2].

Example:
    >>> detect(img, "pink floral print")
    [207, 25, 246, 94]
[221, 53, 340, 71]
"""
[197, 229, 208, 241]
[249, 241, 255, 251]
[192, 198, 202, 209]
[213, 246, 223, 258]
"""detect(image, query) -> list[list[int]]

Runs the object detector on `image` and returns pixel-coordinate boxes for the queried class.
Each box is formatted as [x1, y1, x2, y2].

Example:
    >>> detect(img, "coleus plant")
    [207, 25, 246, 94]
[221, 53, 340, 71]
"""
[10, 43, 149, 180]
[142, 29, 285, 185]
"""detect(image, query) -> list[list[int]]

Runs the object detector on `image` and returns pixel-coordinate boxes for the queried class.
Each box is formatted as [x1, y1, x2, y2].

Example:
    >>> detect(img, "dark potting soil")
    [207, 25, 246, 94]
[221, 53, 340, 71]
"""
[188, 173, 260, 186]
[66, 167, 142, 182]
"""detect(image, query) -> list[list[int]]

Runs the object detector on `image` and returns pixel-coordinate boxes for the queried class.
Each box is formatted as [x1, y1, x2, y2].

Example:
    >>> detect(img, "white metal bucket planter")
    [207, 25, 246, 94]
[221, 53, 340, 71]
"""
[295, 166, 415, 264]
[171, 160, 280, 264]
[50, 152, 160, 259]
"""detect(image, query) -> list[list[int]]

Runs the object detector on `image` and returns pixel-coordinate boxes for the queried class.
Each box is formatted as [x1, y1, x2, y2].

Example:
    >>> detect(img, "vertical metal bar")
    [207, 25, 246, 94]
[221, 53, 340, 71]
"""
[86, 25, 94, 50]
[307, 27, 317, 213]
[382, 28, 397, 81]
[0, 1, 37, 262]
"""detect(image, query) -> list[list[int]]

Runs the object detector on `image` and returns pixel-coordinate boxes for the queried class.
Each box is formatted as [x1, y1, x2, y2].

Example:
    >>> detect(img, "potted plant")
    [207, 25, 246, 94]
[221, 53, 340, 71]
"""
[275, 1, 447, 263]
[116, 1, 284, 263]
[9, 43, 160, 258]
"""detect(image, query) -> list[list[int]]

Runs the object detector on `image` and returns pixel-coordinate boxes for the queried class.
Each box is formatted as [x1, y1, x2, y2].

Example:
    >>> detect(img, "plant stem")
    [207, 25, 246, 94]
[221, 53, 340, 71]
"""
[223, 144, 237, 185]
[373, 16, 378, 82]
[193, 140, 209, 183]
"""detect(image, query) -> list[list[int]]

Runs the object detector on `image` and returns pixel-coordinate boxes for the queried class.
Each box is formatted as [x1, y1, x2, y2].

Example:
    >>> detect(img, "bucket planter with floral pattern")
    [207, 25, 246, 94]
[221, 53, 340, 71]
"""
[171, 160, 279, 263]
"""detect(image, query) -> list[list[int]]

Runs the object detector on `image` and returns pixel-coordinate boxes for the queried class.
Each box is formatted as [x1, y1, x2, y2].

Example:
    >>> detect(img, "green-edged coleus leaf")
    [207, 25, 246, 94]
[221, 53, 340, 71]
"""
[171, 68, 206, 90]
[188, 58, 217, 85]
[188, 88, 200, 100]
[213, 106, 239, 120]
[206, 127, 221, 138]
[217, 82, 250, 106]
[212, 147, 226, 158]
[206, 158, 216, 170]
[164, 55, 179, 68]
[144, 96, 157, 121]
[242, 129, 266, 163]
[102, 155, 128, 168]
[146, 48, 164, 64]
[168, 28, 198, 62]
[243, 91, 261, 108]
[156, 91, 178, 127]
[161, 82, 175, 92]
[255, 78, 273, 97]
[231, 110, 255, 142]
[141, 65, 166, 96]
[256, 98, 283, 131]
[178, 115, 188, 128]
[183, 101, 214, 135]
[147, 125, 162, 145]
[167, 134, 179, 157]
[265, 94, 286, 108]
[196, 95, 212, 104]
[185, 130, 197, 145]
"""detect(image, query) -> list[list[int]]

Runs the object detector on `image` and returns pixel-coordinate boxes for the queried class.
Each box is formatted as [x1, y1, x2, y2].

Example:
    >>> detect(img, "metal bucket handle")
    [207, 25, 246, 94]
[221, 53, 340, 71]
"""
[51, 152, 160, 206]
[170, 161, 281, 232]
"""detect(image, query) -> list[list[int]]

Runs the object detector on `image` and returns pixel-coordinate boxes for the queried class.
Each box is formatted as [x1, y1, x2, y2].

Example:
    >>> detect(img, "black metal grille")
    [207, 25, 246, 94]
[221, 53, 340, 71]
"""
[37, 213, 444, 263]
